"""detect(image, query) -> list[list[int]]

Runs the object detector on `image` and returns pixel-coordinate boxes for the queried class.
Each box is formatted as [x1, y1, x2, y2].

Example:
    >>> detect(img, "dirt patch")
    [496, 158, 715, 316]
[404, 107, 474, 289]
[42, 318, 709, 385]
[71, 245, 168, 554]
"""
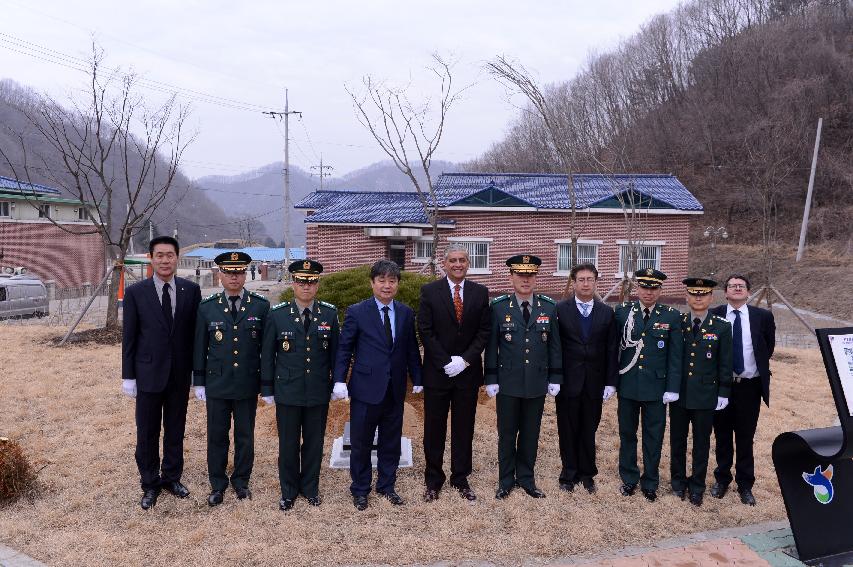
[40, 326, 123, 346]
[0, 326, 836, 566]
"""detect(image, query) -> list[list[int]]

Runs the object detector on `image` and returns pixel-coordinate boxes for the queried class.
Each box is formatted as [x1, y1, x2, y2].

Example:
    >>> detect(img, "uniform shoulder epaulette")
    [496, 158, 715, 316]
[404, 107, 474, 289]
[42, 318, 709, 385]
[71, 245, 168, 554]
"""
[201, 292, 220, 303]
[490, 294, 510, 305]
[713, 314, 730, 324]
[271, 301, 291, 311]
[249, 291, 269, 302]
[538, 294, 555, 304]
[317, 300, 337, 310]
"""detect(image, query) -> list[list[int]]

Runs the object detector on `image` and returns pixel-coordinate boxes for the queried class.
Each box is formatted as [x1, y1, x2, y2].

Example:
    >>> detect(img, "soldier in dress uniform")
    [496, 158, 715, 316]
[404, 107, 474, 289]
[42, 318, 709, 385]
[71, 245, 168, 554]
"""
[670, 277, 732, 506]
[261, 259, 339, 511]
[193, 251, 270, 506]
[615, 268, 683, 502]
[484, 255, 562, 500]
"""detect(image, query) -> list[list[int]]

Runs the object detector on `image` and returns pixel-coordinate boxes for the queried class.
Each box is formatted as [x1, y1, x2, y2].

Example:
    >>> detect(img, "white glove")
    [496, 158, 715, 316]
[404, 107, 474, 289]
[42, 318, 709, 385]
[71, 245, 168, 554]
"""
[603, 386, 616, 401]
[331, 382, 348, 401]
[662, 391, 679, 404]
[412, 386, 423, 394]
[121, 379, 137, 398]
[715, 397, 729, 411]
[194, 386, 206, 401]
[261, 396, 275, 405]
[547, 383, 561, 396]
[443, 356, 467, 377]
[485, 384, 499, 398]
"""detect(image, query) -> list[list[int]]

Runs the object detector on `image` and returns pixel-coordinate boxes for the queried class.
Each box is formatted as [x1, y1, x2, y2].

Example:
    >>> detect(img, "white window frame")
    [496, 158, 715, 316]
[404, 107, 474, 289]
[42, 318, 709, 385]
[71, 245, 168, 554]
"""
[616, 240, 664, 277]
[447, 237, 492, 274]
[411, 238, 434, 264]
[553, 239, 602, 276]
[0, 201, 9, 218]
[38, 204, 51, 219]
[77, 206, 89, 221]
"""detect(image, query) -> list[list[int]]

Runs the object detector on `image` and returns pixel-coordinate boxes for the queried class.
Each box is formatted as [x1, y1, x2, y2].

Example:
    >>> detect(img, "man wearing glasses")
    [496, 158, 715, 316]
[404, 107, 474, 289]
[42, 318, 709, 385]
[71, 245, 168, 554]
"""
[261, 259, 339, 511]
[708, 274, 775, 506]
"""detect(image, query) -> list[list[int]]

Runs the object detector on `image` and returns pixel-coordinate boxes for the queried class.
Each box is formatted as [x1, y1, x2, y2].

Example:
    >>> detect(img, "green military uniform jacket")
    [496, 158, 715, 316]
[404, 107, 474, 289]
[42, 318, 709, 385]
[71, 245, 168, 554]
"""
[614, 301, 683, 402]
[261, 300, 339, 406]
[193, 289, 270, 400]
[677, 312, 733, 410]
[484, 294, 562, 398]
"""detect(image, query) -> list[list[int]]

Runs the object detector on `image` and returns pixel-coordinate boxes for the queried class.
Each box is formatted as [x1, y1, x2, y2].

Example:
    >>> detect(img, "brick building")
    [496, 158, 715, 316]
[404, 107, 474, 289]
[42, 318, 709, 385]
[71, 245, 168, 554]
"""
[0, 175, 104, 288]
[295, 173, 703, 299]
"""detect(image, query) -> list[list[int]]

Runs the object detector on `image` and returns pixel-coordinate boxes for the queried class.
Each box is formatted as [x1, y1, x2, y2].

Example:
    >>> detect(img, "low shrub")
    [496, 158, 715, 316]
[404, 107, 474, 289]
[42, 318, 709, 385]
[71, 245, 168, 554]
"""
[0, 437, 37, 503]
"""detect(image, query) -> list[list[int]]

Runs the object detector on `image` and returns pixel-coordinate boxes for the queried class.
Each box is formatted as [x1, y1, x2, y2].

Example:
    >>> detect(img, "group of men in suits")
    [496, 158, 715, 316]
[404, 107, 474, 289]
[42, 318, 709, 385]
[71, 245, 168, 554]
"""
[121, 236, 774, 512]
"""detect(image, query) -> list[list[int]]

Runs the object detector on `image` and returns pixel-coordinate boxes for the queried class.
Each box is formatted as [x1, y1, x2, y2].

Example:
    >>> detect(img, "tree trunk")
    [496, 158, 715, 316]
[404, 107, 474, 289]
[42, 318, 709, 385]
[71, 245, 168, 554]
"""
[104, 244, 128, 330]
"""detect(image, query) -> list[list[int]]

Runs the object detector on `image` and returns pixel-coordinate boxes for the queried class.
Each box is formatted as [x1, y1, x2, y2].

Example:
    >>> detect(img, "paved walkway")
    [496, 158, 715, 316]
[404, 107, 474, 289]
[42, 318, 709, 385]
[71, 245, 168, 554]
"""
[0, 544, 45, 567]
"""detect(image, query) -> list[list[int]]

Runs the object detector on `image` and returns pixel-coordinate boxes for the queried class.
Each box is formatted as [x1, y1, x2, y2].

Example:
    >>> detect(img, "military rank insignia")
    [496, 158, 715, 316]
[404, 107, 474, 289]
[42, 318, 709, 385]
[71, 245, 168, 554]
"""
[505, 314, 511, 322]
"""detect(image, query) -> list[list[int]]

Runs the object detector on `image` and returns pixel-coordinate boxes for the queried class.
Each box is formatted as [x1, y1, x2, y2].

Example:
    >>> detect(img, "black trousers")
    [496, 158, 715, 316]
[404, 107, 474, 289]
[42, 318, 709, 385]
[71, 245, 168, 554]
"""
[206, 397, 258, 492]
[555, 390, 603, 484]
[670, 404, 714, 495]
[349, 385, 403, 496]
[617, 397, 666, 491]
[713, 377, 762, 491]
[496, 394, 546, 491]
[423, 385, 479, 490]
[276, 403, 329, 499]
[135, 373, 189, 491]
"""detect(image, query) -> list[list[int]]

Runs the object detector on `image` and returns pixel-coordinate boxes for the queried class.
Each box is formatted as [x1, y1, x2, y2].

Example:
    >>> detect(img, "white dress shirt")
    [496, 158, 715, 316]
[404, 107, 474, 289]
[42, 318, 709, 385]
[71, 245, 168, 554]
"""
[575, 298, 594, 317]
[726, 304, 758, 378]
[447, 278, 465, 302]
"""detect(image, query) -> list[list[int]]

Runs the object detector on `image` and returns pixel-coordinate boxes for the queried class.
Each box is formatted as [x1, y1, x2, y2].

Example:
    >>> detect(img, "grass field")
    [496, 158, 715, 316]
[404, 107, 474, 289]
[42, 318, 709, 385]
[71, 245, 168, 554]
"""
[0, 327, 835, 566]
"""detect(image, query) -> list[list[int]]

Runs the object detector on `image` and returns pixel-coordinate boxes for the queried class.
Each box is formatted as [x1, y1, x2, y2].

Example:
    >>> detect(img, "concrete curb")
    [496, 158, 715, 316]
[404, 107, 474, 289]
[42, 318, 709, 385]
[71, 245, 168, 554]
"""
[0, 544, 47, 567]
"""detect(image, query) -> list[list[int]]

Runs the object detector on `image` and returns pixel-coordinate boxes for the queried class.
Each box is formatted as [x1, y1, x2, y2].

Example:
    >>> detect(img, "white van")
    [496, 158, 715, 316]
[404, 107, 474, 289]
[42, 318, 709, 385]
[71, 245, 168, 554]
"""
[0, 275, 49, 319]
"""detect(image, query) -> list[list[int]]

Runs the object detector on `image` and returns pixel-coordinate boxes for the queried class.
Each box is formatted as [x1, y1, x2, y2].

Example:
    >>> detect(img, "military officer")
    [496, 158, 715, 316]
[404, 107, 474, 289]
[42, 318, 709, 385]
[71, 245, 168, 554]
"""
[485, 255, 562, 500]
[261, 259, 339, 511]
[193, 251, 270, 506]
[615, 268, 682, 502]
[670, 277, 732, 506]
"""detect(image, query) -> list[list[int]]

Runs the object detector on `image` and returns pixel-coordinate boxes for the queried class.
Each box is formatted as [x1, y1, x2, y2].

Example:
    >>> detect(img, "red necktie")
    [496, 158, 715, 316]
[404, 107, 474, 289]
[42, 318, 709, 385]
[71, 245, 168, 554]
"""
[453, 284, 463, 324]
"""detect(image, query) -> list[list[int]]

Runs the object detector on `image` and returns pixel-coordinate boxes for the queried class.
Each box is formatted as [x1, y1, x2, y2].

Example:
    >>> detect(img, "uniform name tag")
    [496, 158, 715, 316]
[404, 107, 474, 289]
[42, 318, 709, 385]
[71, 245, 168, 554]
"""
[208, 322, 224, 329]
[279, 331, 295, 338]
[501, 322, 515, 330]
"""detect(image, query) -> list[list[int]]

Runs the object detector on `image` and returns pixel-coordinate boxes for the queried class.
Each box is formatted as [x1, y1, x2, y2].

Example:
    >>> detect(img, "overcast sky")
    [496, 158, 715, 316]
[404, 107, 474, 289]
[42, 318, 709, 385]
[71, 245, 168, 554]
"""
[2, 0, 684, 181]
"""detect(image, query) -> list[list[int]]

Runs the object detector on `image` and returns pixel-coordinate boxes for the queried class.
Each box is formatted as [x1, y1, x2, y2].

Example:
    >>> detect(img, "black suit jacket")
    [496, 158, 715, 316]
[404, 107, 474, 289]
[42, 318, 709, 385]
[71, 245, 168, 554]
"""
[555, 296, 619, 398]
[122, 276, 201, 393]
[417, 277, 490, 389]
[710, 304, 776, 406]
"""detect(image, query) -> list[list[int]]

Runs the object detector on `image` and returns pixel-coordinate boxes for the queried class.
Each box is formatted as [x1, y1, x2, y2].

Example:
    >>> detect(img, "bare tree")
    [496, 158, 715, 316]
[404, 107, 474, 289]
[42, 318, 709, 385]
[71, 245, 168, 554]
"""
[346, 54, 462, 277]
[1, 45, 193, 329]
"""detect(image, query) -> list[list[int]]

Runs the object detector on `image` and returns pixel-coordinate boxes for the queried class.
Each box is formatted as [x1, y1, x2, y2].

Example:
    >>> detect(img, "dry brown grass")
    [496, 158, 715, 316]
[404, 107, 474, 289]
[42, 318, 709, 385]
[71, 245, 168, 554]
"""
[0, 326, 835, 566]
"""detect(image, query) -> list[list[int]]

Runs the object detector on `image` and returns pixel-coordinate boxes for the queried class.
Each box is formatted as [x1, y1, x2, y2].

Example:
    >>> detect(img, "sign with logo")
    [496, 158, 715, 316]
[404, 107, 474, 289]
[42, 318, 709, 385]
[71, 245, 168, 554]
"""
[802, 464, 834, 504]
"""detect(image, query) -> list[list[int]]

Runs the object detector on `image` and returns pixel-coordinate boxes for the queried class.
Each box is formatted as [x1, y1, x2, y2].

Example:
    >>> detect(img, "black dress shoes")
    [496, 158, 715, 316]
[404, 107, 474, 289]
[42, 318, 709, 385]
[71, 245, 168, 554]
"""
[162, 481, 190, 499]
[353, 495, 368, 511]
[689, 492, 703, 507]
[305, 495, 321, 507]
[559, 481, 575, 493]
[673, 488, 687, 501]
[495, 487, 512, 500]
[208, 490, 224, 507]
[279, 498, 295, 511]
[140, 488, 160, 510]
[641, 488, 657, 502]
[235, 487, 252, 500]
[377, 490, 405, 505]
[581, 478, 597, 494]
[456, 487, 477, 502]
[522, 486, 546, 498]
[739, 488, 756, 506]
[423, 488, 439, 502]
[620, 482, 637, 497]
[710, 481, 729, 499]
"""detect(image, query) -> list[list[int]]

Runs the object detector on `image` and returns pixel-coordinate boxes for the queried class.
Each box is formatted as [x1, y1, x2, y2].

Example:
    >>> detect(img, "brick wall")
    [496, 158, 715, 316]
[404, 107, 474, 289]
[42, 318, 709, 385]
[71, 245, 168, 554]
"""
[0, 220, 105, 288]
[306, 211, 692, 300]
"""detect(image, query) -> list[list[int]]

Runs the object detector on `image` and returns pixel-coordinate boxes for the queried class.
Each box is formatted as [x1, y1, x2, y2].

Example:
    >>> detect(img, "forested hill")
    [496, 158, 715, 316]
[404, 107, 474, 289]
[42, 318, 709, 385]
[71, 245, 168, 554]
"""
[0, 79, 245, 247]
[471, 0, 852, 254]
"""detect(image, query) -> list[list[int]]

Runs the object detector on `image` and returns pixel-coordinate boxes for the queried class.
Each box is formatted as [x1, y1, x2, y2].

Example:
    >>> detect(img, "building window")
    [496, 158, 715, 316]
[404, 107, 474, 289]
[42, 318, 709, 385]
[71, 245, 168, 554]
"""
[0, 201, 9, 217]
[38, 204, 51, 219]
[459, 241, 489, 270]
[412, 239, 434, 261]
[557, 242, 599, 272]
[78, 207, 89, 221]
[619, 243, 662, 274]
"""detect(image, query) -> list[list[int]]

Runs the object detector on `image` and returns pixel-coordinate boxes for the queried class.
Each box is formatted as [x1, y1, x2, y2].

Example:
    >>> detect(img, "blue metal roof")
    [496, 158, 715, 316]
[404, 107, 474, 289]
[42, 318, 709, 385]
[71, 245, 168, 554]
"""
[0, 175, 62, 196]
[184, 247, 306, 262]
[294, 172, 702, 224]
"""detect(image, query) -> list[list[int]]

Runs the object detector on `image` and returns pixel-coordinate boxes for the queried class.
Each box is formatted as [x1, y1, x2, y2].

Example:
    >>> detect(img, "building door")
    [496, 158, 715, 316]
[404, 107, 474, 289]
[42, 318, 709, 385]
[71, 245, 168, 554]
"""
[388, 241, 405, 270]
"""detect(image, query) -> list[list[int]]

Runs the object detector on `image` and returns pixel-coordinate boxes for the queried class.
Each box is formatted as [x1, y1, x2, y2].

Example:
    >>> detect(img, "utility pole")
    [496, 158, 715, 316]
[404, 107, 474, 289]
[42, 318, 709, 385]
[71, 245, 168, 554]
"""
[311, 154, 334, 190]
[796, 117, 823, 262]
[264, 89, 301, 271]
